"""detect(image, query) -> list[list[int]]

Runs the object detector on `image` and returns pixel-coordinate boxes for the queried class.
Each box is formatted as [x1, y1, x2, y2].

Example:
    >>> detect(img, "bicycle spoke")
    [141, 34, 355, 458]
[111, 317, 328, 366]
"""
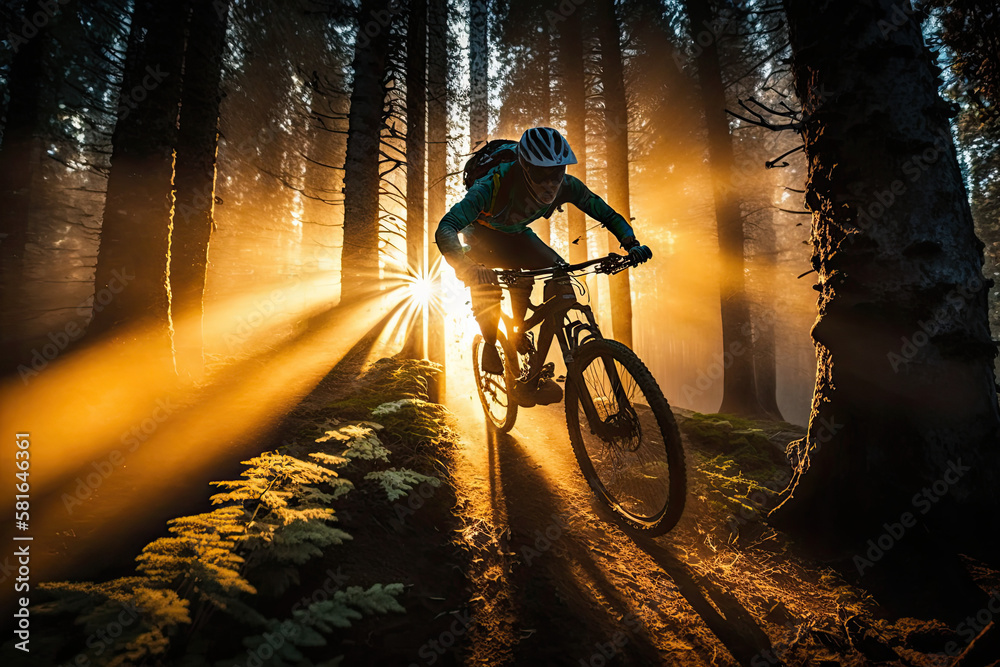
[474, 336, 515, 430]
[575, 354, 671, 521]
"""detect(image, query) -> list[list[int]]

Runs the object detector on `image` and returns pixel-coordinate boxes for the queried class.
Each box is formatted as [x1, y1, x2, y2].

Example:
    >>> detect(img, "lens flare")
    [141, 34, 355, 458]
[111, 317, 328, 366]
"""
[407, 275, 435, 306]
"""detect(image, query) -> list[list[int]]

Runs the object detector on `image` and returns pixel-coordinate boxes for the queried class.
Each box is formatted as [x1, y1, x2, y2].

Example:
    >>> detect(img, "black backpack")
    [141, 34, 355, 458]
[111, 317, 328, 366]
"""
[462, 139, 519, 189]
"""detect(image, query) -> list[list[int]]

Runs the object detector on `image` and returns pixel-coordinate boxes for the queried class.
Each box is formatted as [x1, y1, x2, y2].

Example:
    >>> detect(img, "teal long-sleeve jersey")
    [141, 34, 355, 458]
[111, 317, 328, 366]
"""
[434, 161, 635, 271]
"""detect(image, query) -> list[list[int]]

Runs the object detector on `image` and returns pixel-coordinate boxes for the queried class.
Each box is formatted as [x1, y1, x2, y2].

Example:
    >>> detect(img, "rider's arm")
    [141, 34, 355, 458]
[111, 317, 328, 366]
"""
[561, 175, 636, 247]
[434, 177, 494, 274]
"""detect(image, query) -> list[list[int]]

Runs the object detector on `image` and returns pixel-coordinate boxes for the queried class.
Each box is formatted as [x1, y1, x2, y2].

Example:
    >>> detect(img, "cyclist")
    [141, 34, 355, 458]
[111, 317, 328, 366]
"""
[434, 126, 652, 405]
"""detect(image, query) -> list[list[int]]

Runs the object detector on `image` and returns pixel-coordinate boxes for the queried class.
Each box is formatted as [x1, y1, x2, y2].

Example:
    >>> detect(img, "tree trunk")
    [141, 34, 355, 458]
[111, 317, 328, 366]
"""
[171, 0, 231, 376]
[405, 0, 428, 358]
[341, 0, 392, 304]
[684, 0, 765, 417]
[772, 0, 1000, 553]
[0, 8, 51, 359]
[596, 0, 634, 348]
[469, 0, 489, 150]
[749, 203, 783, 419]
[87, 0, 189, 365]
[533, 23, 552, 246]
[426, 0, 449, 399]
[559, 10, 588, 266]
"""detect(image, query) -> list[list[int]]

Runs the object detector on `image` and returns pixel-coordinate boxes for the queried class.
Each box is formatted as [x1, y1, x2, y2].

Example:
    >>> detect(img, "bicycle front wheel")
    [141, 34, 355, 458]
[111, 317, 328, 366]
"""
[472, 332, 518, 433]
[565, 339, 686, 535]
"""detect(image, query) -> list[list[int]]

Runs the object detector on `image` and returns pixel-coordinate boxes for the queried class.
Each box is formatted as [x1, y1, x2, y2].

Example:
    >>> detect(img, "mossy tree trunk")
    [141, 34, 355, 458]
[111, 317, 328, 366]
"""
[771, 0, 1000, 551]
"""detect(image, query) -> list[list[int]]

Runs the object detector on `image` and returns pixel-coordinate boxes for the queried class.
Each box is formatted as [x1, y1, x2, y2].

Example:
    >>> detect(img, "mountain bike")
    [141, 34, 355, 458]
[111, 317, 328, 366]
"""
[471, 253, 686, 535]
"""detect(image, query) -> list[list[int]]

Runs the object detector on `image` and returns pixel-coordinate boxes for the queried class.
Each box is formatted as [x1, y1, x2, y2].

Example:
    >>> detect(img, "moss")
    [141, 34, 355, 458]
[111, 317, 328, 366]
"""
[679, 411, 791, 469]
[682, 412, 802, 539]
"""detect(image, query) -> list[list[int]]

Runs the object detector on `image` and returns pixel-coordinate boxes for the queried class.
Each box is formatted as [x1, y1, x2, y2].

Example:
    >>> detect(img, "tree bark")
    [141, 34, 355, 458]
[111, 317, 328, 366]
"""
[426, 0, 449, 399]
[559, 9, 588, 266]
[341, 0, 392, 304]
[749, 203, 783, 419]
[534, 23, 552, 246]
[771, 0, 1000, 552]
[405, 0, 428, 358]
[468, 0, 489, 150]
[596, 0, 634, 348]
[87, 0, 189, 365]
[684, 0, 766, 417]
[171, 0, 231, 376]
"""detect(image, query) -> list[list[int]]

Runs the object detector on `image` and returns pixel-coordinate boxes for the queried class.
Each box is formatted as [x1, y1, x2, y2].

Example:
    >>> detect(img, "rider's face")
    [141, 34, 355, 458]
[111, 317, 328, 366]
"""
[523, 164, 565, 204]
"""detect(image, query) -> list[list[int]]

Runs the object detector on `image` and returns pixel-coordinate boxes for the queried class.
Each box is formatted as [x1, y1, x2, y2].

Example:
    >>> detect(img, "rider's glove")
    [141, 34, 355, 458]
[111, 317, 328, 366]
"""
[458, 262, 499, 287]
[620, 235, 653, 264]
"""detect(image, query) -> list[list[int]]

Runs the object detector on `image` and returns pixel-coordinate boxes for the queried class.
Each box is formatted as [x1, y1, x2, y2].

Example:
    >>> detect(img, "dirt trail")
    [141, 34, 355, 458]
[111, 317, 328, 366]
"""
[439, 343, 1000, 666]
[445, 362, 776, 666]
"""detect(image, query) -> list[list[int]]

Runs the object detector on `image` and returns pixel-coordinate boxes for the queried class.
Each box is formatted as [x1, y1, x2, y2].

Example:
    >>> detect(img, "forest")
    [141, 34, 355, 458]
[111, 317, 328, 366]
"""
[1, 0, 999, 665]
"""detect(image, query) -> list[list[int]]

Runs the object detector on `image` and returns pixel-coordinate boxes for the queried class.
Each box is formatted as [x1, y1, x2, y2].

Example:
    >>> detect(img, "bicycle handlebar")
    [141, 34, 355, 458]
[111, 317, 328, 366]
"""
[495, 252, 636, 283]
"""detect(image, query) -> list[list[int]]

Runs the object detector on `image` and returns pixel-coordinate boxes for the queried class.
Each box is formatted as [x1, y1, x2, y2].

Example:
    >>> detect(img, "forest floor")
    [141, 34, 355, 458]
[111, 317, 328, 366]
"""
[10, 337, 1000, 666]
[321, 356, 1000, 667]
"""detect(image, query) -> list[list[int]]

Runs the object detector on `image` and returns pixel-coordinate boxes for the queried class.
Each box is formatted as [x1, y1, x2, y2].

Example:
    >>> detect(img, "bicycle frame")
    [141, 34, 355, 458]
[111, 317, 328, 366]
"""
[497, 270, 634, 433]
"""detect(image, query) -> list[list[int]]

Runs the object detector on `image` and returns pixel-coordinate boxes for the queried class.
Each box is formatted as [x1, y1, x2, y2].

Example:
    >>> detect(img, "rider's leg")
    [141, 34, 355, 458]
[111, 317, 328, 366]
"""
[463, 225, 566, 375]
[507, 276, 534, 353]
[471, 283, 504, 373]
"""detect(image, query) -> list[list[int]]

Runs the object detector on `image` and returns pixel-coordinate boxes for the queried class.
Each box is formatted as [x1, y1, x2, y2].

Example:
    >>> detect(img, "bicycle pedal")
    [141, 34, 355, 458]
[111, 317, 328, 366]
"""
[539, 362, 555, 381]
[516, 331, 535, 355]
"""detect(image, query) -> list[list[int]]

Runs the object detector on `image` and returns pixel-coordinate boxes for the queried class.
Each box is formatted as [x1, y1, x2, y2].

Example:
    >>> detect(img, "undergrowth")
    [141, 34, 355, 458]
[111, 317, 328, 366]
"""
[22, 357, 454, 666]
[679, 412, 800, 544]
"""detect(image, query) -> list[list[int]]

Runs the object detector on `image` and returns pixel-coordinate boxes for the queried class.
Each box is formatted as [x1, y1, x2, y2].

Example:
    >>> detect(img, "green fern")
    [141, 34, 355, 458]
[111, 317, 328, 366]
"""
[34, 578, 190, 667]
[365, 468, 441, 502]
[316, 423, 391, 462]
[208, 452, 355, 598]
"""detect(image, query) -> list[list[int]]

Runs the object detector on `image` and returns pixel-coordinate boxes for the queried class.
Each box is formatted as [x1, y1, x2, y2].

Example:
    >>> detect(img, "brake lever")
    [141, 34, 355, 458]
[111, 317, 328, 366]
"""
[598, 253, 632, 275]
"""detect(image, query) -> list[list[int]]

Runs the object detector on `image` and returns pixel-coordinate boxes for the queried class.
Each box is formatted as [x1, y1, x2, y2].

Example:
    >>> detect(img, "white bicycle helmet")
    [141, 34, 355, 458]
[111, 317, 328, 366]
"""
[517, 127, 578, 167]
[518, 127, 576, 204]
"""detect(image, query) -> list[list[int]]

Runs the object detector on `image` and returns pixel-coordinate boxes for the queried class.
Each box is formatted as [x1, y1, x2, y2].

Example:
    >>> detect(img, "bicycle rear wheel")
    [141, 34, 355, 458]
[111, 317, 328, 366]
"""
[472, 331, 518, 432]
[565, 339, 686, 535]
